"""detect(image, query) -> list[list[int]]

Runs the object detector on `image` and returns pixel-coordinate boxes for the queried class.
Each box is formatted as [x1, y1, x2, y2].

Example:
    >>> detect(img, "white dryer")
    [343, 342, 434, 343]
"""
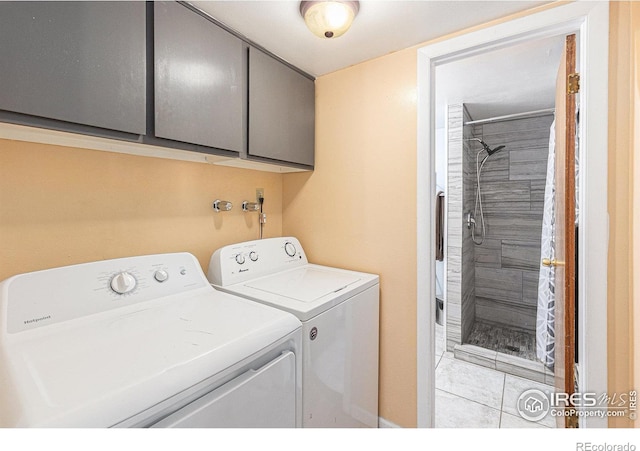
[0, 252, 301, 427]
[208, 237, 379, 428]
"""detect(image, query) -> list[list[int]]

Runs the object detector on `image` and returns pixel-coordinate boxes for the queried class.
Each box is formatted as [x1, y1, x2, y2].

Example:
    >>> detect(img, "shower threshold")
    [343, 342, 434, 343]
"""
[453, 343, 553, 384]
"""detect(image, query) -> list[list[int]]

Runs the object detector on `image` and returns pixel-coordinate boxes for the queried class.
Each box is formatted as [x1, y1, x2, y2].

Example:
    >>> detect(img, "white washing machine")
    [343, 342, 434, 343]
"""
[208, 237, 379, 428]
[0, 252, 302, 427]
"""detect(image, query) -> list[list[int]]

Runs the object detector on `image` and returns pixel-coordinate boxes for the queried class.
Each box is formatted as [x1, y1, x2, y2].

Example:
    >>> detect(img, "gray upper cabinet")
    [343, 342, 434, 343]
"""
[0, 1, 146, 135]
[0, 1, 313, 170]
[249, 47, 315, 167]
[154, 2, 245, 153]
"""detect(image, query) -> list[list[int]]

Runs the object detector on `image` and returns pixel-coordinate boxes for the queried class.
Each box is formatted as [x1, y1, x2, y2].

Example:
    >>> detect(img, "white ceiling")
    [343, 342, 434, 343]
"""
[189, 1, 562, 126]
[435, 34, 565, 125]
[189, 0, 550, 77]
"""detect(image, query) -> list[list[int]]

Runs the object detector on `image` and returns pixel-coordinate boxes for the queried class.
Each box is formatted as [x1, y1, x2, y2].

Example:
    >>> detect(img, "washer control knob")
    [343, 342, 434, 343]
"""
[110, 272, 137, 295]
[235, 254, 245, 265]
[284, 242, 297, 257]
[249, 251, 258, 262]
[154, 269, 169, 283]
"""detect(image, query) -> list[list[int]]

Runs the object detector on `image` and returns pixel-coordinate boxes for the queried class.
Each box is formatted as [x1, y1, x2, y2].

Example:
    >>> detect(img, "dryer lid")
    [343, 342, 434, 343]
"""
[245, 267, 361, 303]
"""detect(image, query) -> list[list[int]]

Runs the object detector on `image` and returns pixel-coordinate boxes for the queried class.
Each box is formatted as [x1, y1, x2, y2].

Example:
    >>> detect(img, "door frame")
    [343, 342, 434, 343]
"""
[416, 2, 609, 428]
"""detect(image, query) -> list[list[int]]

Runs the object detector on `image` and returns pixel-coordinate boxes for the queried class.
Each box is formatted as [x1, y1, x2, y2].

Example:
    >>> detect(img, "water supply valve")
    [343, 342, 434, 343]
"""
[242, 201, 260, 212]
[466, 212, 476, 229]
[212, 200, 233, 212]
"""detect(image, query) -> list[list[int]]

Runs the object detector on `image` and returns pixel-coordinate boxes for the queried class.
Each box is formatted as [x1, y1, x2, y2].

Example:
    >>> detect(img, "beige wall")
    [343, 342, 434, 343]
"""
[630, 1, 640, 430]
[635, 2, 640, 431]
[0, 139, 283, 280]
[608, 1, 637, 428]
[284, 2, 636, 428]
[283, 49, 419, 426]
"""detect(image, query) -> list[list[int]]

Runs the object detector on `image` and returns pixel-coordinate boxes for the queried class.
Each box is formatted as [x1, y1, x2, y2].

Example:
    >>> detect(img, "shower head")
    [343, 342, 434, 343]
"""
[465, 138, 505, 156]
[479, 140, 505, 156]
[486, 144, 505, 156]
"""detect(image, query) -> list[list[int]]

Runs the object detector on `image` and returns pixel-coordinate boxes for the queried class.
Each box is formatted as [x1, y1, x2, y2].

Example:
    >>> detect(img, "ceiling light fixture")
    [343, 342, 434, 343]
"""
[300, 1, 360, 39]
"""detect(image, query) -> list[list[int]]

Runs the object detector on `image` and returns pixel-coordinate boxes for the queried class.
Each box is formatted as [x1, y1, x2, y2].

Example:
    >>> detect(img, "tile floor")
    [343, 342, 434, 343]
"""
[435, 324, 556, 428]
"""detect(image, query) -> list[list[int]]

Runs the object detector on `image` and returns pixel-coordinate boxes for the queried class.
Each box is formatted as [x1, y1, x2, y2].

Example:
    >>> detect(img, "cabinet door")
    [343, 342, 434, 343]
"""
[154, 2, 244, 153]
[0, 1, 146, 135]
[249, 48, 315, 167]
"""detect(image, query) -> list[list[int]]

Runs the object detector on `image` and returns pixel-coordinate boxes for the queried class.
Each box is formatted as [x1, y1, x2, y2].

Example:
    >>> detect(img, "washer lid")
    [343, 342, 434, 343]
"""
[245, 267, 361, 303]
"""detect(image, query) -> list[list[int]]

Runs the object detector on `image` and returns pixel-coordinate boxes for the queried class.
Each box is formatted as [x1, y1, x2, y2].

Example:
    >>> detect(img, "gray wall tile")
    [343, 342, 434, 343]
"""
[481, 134, 548, 152]
[447, 113, 551, 339]
[530, 180, 547, 204]
[465, 115, 550, 334]
[447, 104, 478, 348]
[483, 201, 533, 214]
[475, 150, 510, 182]
[522, 270, 540, 306]
[476, 296, 537, 332]
[480, 180, 531, 213]
[502, 240, 542, 271]
[510, 148, 549, 181]
[474, 238, 501, 268]
[484, 212, 543, 241]
[475, 267, 523, 302]
[479, 181, 531, 202]
[480, 114, 553, 136]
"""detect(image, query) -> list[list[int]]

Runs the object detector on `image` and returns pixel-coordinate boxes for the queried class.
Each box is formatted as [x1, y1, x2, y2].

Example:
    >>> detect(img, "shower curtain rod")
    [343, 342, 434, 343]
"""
[464, 108, 555, 126]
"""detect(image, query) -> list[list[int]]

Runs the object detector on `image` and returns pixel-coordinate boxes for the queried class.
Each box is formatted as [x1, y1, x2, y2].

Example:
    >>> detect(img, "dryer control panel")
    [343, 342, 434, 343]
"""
[208, 237, 308, 286]
[1, 253, 210, 334]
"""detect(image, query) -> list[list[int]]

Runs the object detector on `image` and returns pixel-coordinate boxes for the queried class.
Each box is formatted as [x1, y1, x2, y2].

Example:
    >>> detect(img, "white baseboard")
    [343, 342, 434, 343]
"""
[378, 417, 401, 428]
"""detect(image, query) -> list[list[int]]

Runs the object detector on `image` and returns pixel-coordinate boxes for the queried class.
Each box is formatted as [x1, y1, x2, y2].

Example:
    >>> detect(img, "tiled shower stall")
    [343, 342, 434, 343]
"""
[445, 103, 553, 379]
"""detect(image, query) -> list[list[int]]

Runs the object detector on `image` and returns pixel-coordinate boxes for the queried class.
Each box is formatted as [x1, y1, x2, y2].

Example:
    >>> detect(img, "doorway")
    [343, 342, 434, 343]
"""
[434, 34, 562, 427]
[416, 2, 609, 428]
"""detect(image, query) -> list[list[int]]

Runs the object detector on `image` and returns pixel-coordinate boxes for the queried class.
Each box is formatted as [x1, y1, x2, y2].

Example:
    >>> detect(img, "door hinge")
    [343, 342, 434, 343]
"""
[568, 73, 580, 94]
